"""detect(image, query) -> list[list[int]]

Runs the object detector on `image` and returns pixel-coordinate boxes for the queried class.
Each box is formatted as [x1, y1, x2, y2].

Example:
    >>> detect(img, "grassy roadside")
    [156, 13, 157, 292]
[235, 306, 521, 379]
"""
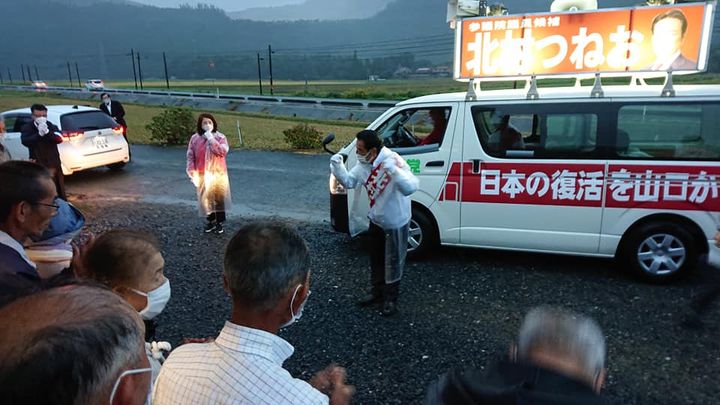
[0, 90, 364, 151]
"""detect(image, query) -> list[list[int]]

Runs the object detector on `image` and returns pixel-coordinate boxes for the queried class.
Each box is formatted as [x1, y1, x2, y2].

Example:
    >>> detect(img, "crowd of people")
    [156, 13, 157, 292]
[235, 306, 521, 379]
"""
[0, 102, 717, 404]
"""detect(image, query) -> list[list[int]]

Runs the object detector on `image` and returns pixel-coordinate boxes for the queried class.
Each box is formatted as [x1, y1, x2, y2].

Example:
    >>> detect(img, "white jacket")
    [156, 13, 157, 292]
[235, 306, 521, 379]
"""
[331, 147, 419, 230]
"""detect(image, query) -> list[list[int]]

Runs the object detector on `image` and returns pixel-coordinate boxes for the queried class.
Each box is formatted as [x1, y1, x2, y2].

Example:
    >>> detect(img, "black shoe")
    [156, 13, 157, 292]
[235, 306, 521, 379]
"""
[357, 293, 382, 308]
[204, 222, 216, 233]
[214, 222, 224, 234]
[380, 300, 398, 316]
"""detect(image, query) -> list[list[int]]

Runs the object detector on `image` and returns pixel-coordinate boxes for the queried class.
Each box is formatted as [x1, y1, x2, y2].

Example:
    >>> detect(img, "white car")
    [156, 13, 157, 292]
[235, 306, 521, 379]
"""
[31, 81, 48, 89]
[2, 105, 130, 175]
[85, 79, 105, 91]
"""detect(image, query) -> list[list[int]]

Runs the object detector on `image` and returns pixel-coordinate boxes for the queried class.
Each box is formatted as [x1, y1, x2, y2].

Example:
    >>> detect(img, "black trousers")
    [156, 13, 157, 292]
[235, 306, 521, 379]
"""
[207, 211, 226, 224]
[368, 222, 400, 302]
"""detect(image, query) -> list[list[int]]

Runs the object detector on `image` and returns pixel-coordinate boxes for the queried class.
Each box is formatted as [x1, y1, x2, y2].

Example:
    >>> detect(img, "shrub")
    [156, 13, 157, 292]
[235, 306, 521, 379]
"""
[283, 123, 322, 150]
[145, 107, 195, 145]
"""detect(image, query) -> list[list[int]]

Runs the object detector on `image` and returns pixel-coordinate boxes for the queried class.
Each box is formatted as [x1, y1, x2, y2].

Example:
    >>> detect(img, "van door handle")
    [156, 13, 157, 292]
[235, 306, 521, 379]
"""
[471, 159, 482, 174]
[426, 161, 444, 167]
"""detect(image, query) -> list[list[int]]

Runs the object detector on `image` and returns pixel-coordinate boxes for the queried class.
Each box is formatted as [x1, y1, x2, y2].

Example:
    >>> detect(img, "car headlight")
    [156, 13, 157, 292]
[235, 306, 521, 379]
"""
[329, 173, 346, 195]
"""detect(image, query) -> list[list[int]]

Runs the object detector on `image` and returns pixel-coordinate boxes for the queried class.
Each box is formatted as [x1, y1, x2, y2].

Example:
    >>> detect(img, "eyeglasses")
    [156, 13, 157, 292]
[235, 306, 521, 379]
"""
[31, 198, 60, 212]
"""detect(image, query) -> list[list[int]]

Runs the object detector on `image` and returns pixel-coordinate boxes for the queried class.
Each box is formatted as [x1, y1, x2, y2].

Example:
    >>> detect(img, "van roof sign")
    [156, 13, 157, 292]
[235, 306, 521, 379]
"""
[454, 2, 716, 80]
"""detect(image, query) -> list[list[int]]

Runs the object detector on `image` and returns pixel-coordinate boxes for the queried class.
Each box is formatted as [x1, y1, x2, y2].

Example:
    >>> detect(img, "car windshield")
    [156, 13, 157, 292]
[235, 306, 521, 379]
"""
[60, 111, 117, 131]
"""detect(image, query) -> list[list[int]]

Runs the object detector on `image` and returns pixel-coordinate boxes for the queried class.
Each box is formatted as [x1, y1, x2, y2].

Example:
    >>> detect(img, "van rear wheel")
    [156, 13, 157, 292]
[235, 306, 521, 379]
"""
[620, 221, 697, 283]
[407, 208, 438, 259]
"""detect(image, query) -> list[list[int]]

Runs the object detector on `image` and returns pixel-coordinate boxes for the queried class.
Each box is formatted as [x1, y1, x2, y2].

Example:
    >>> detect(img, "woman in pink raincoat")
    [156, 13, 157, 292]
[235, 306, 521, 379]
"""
[186, 113, 232, 234]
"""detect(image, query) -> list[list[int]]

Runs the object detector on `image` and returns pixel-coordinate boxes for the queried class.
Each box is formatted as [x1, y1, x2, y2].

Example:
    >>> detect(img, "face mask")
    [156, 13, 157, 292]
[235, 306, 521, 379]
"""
[34, 117, 47, 126]
[104, 99, 111, 105]
[356, 151, 372, 165]
[280, 284, 311, 329]
[131, 278, 171, 320]
[202, 123, 214, 132]
[109, 367, 153, 405]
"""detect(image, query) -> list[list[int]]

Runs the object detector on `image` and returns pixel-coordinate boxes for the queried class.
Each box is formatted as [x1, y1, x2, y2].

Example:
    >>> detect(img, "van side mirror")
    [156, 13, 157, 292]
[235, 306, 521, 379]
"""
[323, 133, 337, 155]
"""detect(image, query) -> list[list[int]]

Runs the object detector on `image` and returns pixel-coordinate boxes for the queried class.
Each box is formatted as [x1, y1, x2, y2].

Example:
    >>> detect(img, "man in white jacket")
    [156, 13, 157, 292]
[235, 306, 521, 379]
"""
[330, 130, 419, 316]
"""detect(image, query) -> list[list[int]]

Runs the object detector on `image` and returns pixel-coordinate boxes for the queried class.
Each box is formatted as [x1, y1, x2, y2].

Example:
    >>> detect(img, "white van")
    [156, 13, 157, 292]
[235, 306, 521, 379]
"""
[328, 83, 720, 282]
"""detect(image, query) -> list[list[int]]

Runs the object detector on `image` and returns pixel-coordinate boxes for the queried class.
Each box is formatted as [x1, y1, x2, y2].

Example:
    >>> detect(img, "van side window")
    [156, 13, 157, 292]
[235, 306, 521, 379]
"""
[376, 107, 452, 150]
[616, 103, 720, 160]
[472, 107, 598, 159]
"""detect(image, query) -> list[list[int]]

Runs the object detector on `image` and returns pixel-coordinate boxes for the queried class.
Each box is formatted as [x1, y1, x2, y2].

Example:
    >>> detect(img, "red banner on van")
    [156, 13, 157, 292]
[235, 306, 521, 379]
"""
[455, 3, 715, 79]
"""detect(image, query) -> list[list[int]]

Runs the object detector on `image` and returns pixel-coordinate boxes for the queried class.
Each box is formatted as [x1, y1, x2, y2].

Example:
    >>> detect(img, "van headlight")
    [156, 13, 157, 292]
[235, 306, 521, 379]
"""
[329, 174, 346, 195]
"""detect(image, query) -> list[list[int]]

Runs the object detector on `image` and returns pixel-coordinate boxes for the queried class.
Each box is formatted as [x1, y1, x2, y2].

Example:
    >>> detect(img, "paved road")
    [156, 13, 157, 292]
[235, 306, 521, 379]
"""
[66, 145, 332, 222]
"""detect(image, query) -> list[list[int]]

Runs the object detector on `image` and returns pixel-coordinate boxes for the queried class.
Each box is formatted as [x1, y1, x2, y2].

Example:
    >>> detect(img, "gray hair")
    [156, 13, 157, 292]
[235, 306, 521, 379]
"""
[0, 284, 145, 404]
[224, 221, 310, 311]
[517, 306, 606, 376]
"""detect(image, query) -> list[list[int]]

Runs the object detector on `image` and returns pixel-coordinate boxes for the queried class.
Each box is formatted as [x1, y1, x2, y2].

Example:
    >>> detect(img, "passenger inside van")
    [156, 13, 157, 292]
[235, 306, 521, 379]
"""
[488, 114, 525, 151]
[616, 129, 653, 158]
[419, 109, 448, 146]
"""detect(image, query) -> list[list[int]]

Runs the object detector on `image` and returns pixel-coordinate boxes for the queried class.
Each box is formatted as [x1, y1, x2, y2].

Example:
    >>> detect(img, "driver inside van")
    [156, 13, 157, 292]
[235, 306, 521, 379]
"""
[487, 113, 524, 151]
[419, 109, 448, 146]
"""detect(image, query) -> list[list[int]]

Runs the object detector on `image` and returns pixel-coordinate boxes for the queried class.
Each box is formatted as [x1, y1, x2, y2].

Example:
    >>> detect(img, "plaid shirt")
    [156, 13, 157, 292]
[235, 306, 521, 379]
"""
[152, 321, 328, 405]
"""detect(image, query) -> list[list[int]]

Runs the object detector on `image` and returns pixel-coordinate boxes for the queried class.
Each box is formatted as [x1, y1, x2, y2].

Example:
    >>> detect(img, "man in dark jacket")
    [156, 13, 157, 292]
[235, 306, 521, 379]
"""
[20, 104, 66, 200]
[0, 161, 58, 284]
[100, 93, 131, 158]
[426, 307, 608, 405]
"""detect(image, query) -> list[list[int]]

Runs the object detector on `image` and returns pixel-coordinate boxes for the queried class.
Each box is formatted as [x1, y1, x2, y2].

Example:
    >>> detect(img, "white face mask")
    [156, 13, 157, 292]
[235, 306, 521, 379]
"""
[104, 98, 111, 105]
[131, 278, 171, 320]
[109, 367, 153, 405]
[202, 123, 214, 133]
[34, 116, 47, 126]
[356, 151, 372, 165]
[280, 284, 311, 329]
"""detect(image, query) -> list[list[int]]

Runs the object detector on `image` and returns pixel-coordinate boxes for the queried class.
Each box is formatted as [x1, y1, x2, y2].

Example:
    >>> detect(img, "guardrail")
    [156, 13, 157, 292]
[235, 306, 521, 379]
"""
[0, 85, 399, 110]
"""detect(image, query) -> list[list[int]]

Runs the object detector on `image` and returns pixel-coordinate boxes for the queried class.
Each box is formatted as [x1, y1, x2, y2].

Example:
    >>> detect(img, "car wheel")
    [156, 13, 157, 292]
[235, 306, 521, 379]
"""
[620, 221, 697, 282]
[407, 208, 438, 259]
[107, 162, 127, 171]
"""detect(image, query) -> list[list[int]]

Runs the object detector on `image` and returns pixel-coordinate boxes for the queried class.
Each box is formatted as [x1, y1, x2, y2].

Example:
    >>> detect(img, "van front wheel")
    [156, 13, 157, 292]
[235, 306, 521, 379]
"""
[621, 221, 697, 282]
[407, 208, 438, 259]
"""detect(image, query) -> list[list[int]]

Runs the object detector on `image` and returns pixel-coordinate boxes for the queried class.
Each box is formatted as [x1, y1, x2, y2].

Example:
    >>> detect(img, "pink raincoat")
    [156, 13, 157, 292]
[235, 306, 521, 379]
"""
[186, 132, 232, 217]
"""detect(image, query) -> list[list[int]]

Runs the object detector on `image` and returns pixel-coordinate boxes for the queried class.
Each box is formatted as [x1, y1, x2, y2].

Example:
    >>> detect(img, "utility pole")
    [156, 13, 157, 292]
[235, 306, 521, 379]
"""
[75, 62, 81, 87]
[268, 45, 274, 96]
[163, 52, 170, 89]
[67, 62, 73, 87]
[130, 48, 138, 90]
[26, 65, 32, 82]
[7, 67, 12, 84]
[256, 53, 263, 95]
[136, 52, 144, 90]
[34, 65, 40, 81]
[20, 65, 26, 82]
[0, 70, 4, 85]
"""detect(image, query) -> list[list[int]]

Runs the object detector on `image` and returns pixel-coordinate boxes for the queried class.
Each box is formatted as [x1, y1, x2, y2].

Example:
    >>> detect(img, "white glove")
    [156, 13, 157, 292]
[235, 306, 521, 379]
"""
[190, 173, 200, 187]
[383, 157, 398, 174]
[203, 131, 214, 141]
[330, 154, 343, 165]
[38, 124, 49, 136]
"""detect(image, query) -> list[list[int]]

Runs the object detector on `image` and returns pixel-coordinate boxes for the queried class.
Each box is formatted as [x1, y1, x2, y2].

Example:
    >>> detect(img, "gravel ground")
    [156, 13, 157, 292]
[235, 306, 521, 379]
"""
[79, 200, 720, 405]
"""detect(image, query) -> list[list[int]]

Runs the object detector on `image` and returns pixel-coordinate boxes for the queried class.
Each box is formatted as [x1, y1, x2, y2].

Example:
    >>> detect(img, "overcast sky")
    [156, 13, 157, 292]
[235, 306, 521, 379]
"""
[133, 0, 304, 12]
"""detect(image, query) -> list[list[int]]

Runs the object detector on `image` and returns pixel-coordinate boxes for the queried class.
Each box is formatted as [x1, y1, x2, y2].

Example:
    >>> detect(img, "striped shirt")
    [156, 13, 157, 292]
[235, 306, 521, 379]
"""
[152, 321, 328, 405]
